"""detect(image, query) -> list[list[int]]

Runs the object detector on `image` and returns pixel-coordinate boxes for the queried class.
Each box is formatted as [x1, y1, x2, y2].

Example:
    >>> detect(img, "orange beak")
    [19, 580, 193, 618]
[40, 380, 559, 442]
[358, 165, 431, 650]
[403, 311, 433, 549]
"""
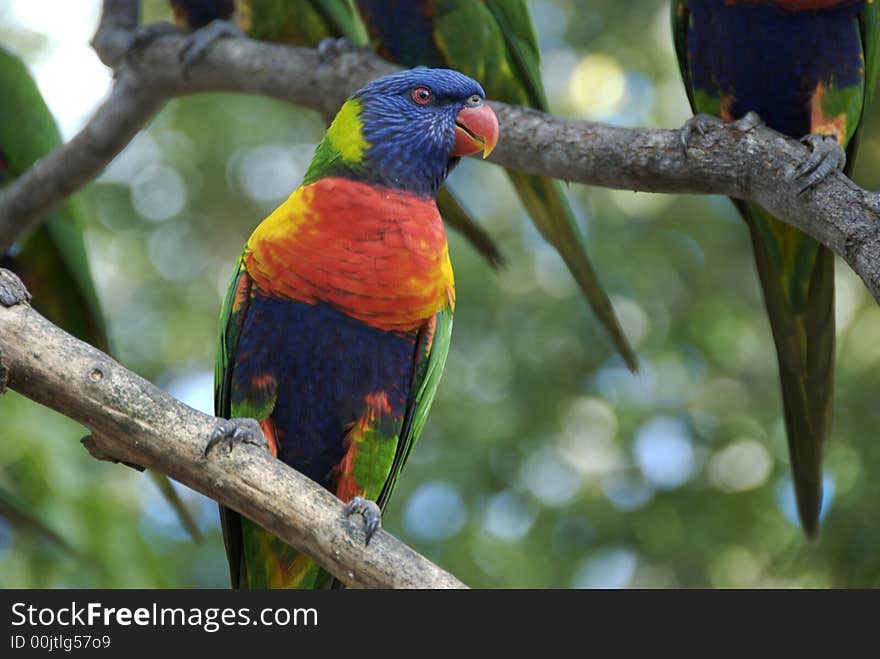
[453, 103, 499, 159]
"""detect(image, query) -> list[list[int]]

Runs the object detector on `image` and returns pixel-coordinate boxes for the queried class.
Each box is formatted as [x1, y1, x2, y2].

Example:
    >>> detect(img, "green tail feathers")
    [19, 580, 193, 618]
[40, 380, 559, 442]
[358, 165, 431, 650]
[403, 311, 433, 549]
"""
[507, 171, 637, 371]
[0, 483, 87, 562]
[744, 205, 834, 538]
[148, 472, 203, 543]
[437, 187, 504, 269]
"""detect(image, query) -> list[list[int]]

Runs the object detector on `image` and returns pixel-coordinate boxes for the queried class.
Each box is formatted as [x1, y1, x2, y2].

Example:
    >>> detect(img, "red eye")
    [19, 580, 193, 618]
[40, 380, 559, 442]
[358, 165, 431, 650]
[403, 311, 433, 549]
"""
[412, 86, 433, 104]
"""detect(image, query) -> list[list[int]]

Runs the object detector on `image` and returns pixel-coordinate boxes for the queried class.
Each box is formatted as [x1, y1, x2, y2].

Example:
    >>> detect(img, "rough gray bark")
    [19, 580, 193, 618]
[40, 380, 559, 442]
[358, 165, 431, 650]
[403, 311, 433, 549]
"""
[0, 269, 466, 589]
[1, 2, 879, 302]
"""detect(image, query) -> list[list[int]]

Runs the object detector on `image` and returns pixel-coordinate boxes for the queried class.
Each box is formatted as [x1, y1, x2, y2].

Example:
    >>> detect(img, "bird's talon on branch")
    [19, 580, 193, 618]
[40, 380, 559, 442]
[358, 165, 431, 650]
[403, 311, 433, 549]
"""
[342, 496, 382, 546]
[793, 134, 846, 194]
[179, 19, 246, 71]
[0, 268, 31, 307]
[205, 418, 267, 457]
[679, 113, 724, 157]
[732, 111, 763, 132]
[317, 37, 362, 61]
[124, 22, 181, 59]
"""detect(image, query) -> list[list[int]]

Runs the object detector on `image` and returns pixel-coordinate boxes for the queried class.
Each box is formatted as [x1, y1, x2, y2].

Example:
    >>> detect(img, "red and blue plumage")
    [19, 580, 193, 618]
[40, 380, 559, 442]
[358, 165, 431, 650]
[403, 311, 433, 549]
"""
[214, 69, 497, 588]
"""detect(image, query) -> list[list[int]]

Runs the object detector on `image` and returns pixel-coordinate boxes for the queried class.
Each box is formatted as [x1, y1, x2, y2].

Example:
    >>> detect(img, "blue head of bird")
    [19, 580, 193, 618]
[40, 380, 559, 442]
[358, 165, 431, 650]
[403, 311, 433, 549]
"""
[306, 68, 499, 196]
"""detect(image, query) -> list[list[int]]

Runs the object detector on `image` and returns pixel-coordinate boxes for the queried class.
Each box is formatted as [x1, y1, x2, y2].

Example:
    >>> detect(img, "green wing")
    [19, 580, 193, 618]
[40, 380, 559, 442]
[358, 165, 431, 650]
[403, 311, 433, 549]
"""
[245, 0, 369, 46]
[432, 1, 637, 370]
[671, 0, 695, 110]
[846, 2, 880, 168]
[213, 256, 255, 589]
[377, 306, 453, 510]
[214, 256, 249, 420]
[860, 2, 880, 105]
[3, 209, 108, 352]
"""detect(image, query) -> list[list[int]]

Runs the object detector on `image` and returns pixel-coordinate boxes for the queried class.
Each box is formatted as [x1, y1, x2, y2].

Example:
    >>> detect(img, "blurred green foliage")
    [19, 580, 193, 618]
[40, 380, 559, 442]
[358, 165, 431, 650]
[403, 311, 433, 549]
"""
[1, 0, 879, 588]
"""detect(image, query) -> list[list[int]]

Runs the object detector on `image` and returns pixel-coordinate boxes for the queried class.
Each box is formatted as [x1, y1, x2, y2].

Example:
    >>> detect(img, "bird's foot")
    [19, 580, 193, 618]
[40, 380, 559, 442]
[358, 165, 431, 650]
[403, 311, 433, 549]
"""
[679, 112, 763, 157]
[179, 19, 246, 70]
[124, 22, 181, 58]
[0, 269, 30, 307]
[204, 418, 267, 457]
[793, 133, 846, 194]
[317, 37, 362, 62]
[730, 111, 763, 133]
[342, 496, 382, 546]
[679, 113, 724, 157]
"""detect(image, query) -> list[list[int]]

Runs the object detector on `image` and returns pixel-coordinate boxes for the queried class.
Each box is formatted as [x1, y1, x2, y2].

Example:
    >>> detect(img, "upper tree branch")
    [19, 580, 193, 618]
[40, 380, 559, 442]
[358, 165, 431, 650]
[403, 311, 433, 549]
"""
[0, 270, 465, 589]
[1, 14, 880, 302]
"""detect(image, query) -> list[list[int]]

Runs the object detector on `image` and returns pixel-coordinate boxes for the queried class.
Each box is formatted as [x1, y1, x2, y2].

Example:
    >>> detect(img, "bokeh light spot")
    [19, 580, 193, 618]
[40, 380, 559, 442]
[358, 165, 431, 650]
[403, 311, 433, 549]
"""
[634, 416, 696, 489]
[708, 438, 773, 492]
[520, 447, 583, 506]
[235, 143, 314, 207]
[572, 547, 638, 589]
[131, 165, 187, 222]
[568, 53, 627, 118]
[558, 397, 624, 476]
[483, 491, 537, 542]
[403, 481, 466, 542]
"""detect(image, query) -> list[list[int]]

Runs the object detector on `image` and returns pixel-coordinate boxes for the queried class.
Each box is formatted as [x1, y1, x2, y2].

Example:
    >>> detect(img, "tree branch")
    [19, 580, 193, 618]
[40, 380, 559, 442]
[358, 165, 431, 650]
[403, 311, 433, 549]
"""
[1, 10, 880, 302]
[90, 0, 139, 68]
[0, 269, 466, 589]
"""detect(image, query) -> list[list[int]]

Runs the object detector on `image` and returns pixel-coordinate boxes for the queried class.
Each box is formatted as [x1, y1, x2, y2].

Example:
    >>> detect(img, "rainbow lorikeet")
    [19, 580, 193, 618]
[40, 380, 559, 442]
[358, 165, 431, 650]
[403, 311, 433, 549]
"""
[211, 68, 498, 588]
[672, 0, 880, 537]
[352, 0, 637, 370]
[167, 0, 504, 269]
[0, 46, 201, 542]
[166, 0, 638, 370]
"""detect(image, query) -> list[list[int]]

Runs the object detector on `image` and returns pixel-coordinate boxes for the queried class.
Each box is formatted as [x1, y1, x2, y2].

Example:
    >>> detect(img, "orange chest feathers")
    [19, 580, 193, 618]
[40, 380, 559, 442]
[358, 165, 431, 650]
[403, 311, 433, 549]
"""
[244, 177, 455, 332]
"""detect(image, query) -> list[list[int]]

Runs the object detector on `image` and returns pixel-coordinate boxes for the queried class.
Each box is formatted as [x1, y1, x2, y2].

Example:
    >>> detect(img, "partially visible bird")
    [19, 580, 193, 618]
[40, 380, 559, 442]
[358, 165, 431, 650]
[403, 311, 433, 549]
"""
[167, 0, 505, 269]
[0, 47, 108, 351]
[0, 46, 202, 543]
[212, 67, 498, 588]
[672, 0, 880, 537]
[169, 0, 369, 50]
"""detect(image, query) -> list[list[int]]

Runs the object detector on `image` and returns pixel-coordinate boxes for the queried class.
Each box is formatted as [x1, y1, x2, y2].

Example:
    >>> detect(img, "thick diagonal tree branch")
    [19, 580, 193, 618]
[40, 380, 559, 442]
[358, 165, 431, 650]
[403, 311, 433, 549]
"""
[1, 6, 879, 302]
[0, 269, 466, 589]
